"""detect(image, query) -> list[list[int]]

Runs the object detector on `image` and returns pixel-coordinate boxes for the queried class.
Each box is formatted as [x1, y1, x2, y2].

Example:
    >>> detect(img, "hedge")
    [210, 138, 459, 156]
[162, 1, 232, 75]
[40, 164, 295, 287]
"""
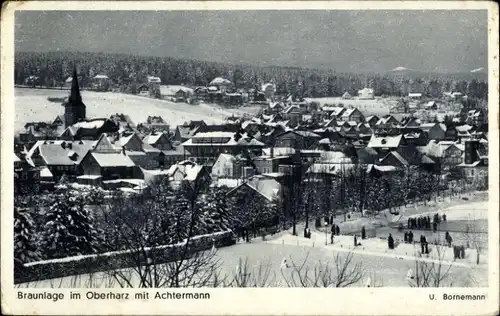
[15, 230, 235, 284]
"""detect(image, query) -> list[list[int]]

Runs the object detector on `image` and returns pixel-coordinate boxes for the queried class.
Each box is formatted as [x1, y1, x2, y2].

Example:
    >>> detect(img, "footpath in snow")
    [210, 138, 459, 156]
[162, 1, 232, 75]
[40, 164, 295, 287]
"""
[263, 231, 486, 270]
[261, 197, 488, 269]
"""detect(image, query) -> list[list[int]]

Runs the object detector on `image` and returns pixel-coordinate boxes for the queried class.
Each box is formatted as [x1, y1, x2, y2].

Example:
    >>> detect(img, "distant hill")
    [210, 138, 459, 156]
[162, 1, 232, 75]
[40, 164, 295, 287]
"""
[384, 66, 487, 82]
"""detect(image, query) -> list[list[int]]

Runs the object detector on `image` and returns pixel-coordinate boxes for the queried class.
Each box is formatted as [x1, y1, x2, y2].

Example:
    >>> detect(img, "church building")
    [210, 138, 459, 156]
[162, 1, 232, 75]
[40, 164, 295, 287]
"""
[64, 67, 87, 127]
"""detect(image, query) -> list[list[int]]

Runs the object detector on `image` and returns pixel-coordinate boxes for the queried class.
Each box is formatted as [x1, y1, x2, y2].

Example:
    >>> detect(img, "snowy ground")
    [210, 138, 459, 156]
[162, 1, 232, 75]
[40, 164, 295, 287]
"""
[14, 88, 262, 132]
[17, 198, 489, 288]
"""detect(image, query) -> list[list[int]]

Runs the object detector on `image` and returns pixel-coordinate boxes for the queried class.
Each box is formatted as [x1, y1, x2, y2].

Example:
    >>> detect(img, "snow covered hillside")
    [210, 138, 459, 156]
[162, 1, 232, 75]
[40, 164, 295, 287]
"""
[14, 88, 261, 132]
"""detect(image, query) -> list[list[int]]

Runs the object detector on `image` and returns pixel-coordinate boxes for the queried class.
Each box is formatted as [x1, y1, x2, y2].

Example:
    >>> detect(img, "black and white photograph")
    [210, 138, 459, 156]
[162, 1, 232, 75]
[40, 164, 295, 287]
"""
[2, 2, 499, 314]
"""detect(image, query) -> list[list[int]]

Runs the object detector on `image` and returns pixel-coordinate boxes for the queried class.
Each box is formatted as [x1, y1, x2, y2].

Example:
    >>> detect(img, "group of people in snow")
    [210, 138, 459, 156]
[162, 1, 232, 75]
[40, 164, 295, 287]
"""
[407, 213, 447, 233]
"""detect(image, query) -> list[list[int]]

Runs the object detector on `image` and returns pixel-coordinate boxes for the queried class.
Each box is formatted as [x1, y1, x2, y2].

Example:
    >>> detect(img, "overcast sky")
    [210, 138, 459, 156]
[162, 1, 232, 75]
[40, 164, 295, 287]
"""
[15, 10, 487, 73]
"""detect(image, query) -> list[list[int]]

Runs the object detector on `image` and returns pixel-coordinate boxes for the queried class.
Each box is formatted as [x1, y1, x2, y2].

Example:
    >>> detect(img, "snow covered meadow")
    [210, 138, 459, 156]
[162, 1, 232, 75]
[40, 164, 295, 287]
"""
[14, 88, 262, 132]
[17, 198, 489, 288]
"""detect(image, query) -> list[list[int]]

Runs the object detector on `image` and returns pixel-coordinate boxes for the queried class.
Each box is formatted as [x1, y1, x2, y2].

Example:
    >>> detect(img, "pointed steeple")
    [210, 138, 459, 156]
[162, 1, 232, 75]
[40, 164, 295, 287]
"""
[64, 65, 86, 128]
[69, 66, 82, 102]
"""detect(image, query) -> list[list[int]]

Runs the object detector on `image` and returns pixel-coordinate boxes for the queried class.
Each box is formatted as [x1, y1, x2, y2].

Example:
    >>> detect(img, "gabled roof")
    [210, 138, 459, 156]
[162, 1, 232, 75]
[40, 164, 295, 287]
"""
[341, 108, 361, 118]
[380, 151, 408, 166]
[91, 152, 135, 167]
[367, 134, 403, 148]
[322, 106, 345, 116]
[27, 140, 95, 166]
[209, 77, 232, 86]
[143, 132, 167, 145]
[283, 105, 300, 114]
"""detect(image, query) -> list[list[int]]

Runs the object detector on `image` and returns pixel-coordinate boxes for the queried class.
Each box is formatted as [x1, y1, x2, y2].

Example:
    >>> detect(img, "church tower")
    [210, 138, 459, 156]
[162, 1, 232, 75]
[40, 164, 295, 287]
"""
[64, 66, 86, 127]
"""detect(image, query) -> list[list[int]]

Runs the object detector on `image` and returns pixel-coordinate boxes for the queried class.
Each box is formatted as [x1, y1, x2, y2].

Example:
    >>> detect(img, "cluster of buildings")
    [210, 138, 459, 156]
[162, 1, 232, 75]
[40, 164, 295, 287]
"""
[15, 68, 488, 205]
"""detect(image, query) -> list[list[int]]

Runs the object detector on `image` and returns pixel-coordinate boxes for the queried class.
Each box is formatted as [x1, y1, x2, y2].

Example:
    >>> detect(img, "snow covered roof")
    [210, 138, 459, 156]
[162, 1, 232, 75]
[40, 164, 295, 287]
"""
[341, 108, 359, 118]
[283, 105, 300, 114]
[408, 93, 422, 97]
[320, 151, 352, 163]
[322, 107, 344, 116]
[358, 88, 374, 94]
[456, 125, 473, 132]
[117, 133, 136, 147]
[261, 83, 276, 92]
[293, 131, 321, 138]
[71, 119, 106, 130]
[381, 151, 408, 166]
[212, 178, 242, 188]
[306, 163, 355, 175]
[143, 132, 166, 145]
[147, 76, 162, 83]
[376, 115, 399, 125]
[318, 138, 331, 144]
[27, 140, 95, 166]
[183, 132, 264, 147]
[40, 166, 53, 178]
[77, 175, 102, 180]
[367, 165, 398, 172]
[246, 177, 282, 201]
[209, 77, 232, 86]
[167, 161, 205, 182]
[367, 134, 403, 148]
[91, 153, 135, 167]
[159, 85, 193, 96]
[262, 147, 296, 156]
[93, 74, 109, 79]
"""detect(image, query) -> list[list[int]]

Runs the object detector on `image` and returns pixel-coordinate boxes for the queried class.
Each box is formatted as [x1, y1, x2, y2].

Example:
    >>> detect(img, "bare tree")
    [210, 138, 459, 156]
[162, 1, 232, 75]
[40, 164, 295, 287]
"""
[463, 213, 485, 265]
[99, 180, 226, 288]
[227, 257, 277, 287]
[281, 251, 365, 287]
[407, 244, 453, 288]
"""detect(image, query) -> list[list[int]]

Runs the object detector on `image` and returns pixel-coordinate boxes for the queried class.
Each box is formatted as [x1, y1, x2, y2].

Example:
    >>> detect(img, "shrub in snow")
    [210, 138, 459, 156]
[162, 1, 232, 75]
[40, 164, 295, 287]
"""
[41, 190, 102, 259]
[14, 207, 41, 264]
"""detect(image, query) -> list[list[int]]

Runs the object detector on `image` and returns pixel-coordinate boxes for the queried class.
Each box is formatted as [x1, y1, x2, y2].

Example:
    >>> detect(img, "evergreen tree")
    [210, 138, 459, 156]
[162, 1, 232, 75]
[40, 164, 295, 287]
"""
[169, 191, 192, 243]
[41, 190, 101, 259]
[14, 207, 41, 263]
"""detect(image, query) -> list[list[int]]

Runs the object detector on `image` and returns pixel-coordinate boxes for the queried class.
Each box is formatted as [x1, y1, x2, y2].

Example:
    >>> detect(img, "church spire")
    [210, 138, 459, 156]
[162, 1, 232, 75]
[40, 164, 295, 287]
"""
[64, 65, 86, 128]
[69, 66, 82, 102]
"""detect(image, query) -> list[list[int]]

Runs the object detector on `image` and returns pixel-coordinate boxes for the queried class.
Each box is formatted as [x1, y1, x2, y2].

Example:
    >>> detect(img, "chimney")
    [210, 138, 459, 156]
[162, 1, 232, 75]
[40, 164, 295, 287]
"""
[464, 140, 479, 165]
[270, 146, 274, 158]
[122, 146, 126, 155]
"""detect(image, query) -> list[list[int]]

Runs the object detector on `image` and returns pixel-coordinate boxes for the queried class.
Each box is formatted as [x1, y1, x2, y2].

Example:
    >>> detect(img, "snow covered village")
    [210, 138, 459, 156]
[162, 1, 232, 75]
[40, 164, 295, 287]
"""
[12, 10, 489, 289]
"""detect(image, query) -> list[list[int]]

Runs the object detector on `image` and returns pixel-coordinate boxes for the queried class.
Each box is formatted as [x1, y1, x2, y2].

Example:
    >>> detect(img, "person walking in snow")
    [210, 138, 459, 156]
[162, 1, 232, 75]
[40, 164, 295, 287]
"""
[408, 217, 412, 229]
[335, 225, 340, 236]
[354, 234, 358, 247]
[365, 276, 372, 288]
[406, 268, 414, 280]
[404, 231, 408, 243]
[445, 231, 453, 247]
[280, 258, 289, 269]
[420, 235, 425, 254]
[388, 234, 394, 249]
[408, 231, 414, 244]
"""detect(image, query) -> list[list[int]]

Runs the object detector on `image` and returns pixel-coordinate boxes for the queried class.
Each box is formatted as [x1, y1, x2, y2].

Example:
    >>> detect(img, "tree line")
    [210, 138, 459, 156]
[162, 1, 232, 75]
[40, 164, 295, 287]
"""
[15, 51, 488, 99]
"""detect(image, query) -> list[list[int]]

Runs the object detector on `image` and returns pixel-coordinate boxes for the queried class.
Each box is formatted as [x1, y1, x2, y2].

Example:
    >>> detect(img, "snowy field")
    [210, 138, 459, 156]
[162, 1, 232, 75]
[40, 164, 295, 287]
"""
[14, 88, 262, 132]
[16, 242, 486, 288]
[17, 200, 489, 288]
[305, 97, 408, 120]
